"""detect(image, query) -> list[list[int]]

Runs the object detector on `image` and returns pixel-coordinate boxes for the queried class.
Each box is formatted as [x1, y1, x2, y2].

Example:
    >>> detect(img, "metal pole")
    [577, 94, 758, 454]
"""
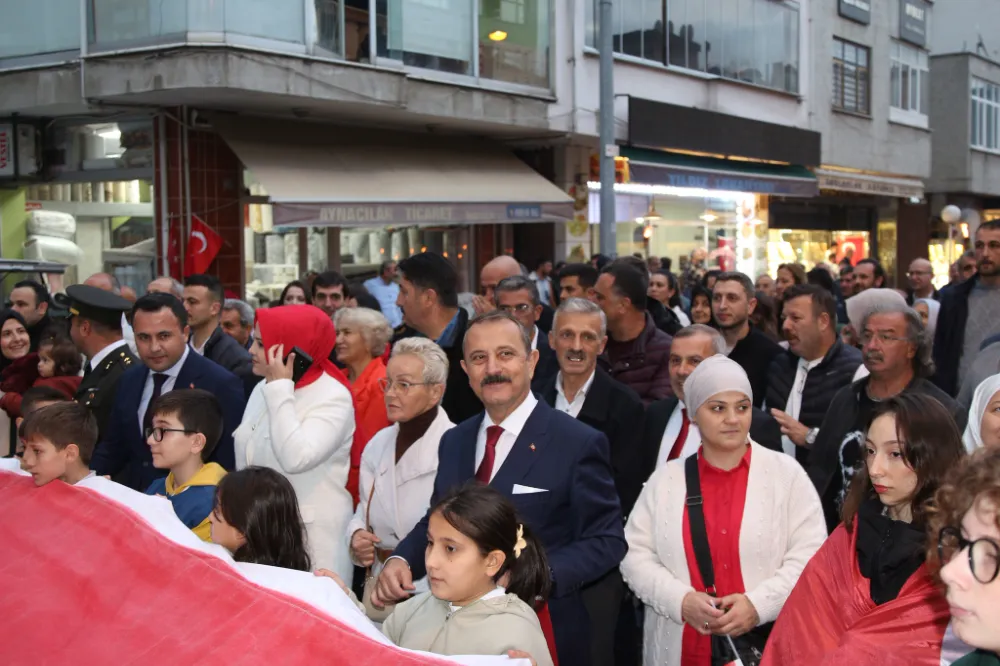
[598, 0, 616, 257]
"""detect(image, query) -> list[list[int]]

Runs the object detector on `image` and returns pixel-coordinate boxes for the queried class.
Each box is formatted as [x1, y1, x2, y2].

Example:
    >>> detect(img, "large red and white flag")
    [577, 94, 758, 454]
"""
[0, 465, 527, 666]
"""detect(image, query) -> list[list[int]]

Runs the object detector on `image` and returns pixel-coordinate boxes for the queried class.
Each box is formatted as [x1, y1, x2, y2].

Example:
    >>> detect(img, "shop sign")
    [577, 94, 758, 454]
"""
[627, 162, 818, 197]
[0, 124, 12, 178]
[838, 0, 871, 24]
[816, 172, 924, 199]
[276, 201, 574, 227]
[899, 0, 929, 47]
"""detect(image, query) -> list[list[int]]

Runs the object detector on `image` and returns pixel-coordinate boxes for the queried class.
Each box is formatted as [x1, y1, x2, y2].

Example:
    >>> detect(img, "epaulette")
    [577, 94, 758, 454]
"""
[103, 350, 134, 372]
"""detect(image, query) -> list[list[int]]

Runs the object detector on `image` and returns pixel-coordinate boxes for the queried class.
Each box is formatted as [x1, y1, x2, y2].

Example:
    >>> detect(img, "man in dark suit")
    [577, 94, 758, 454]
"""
[90, 293, 246, 491]
[183, 274, 259, 398]
[536, 297, 644, 666]
[494, 275, 559, 390]
[635, 324, 783, 499]
[393, 252, 482, 423]
[63, 285, 138, 441]
[375, 310, 626, 666]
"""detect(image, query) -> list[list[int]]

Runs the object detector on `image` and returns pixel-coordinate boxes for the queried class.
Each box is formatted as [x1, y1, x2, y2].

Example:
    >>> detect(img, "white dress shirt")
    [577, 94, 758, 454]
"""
[89, 339, 124, 371]
[655, 400, 702, 465]
[137, 346, 190, 435]
[121, 313, 137, 356]
[474, 392, 538, 482]
[530, 327, 539, 351]
[780, 356, 823, 456]
[554, 370, 596, 419]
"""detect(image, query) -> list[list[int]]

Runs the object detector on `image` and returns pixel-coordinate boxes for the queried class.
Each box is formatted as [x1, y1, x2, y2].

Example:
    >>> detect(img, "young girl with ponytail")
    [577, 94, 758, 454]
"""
[318, 483, 554, 666]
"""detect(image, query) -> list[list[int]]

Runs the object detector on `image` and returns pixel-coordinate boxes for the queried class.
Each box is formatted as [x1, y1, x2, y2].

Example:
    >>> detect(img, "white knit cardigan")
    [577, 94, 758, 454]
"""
[620, 441, 827, 666]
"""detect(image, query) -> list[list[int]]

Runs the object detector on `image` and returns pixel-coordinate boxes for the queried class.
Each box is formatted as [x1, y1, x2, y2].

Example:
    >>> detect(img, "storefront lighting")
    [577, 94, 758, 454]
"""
[961, 223, 970, 239]
[699, 213, 718, 222]
[443, 251, 449, 258]
[462, 244, 468, 250]
[488, 30, 508, 41]
[642, 223, 654, 240]
[587, 181, 750, 202]
[457, 253, 464, 259]
[97, 128, 121, 140]
[421, 246, 427, 252]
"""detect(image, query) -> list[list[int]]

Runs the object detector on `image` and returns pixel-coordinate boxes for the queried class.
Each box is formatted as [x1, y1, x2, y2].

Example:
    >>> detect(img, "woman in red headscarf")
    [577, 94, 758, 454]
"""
[233, 305, 357, 582]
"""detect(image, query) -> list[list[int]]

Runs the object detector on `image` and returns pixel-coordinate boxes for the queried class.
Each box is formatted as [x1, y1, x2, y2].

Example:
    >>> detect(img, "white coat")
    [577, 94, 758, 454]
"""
[234, 374, 355, 581]
[345, 407, 454, 590]
[620, 441, 827, 666]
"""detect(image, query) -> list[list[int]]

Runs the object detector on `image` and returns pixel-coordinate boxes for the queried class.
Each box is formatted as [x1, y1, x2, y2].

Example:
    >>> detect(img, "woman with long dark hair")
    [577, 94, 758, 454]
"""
[210, 466, 311, 571]
[649, 271, 691, 327]
[763, 393, 966, 665]
[278, 280, 311, 306]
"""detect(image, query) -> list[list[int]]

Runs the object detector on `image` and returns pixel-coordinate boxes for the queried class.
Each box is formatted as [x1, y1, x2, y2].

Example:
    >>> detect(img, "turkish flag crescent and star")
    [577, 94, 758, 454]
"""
[0, 466, 525, 666]
[184, 214, 223, 276]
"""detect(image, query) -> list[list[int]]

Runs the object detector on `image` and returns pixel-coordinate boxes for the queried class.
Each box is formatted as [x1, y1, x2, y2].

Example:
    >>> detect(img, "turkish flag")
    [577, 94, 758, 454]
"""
[184, 214, 223, 276]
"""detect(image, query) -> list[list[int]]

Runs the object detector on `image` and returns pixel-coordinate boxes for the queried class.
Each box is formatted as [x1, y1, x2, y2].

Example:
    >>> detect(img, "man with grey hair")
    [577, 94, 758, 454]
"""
[221, 299, 254, 350]
[808, 302, 965, 532]
[535, 296, 643, 666]
[147, 276, 185, 300]
[636, 324, 783, 502]
[495, 275, 557, 388]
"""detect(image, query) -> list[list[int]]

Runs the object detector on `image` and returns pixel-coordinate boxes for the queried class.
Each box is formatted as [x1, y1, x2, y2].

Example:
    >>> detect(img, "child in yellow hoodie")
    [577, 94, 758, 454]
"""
[144, 389, 227, 541]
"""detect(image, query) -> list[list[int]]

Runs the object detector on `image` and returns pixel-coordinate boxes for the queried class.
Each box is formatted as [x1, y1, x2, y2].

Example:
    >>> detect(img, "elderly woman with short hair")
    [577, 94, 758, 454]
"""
[345, 337, 454, 621]
[334, 306, 394, 505]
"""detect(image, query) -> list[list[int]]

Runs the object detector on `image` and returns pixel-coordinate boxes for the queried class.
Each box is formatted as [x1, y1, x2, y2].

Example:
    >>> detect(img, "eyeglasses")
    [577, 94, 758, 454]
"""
[859, 331, 909, 346]
[145, 427, 193, 442]
[498, 303, 535, 314]
[938, 526, 1000, 584]
[377, 378, 433, 395]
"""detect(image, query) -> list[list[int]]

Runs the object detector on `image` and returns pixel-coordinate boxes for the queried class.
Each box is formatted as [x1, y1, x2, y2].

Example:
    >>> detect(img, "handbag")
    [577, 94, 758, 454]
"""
[360, 480, 395, 622]
[684, 455, 772, 666]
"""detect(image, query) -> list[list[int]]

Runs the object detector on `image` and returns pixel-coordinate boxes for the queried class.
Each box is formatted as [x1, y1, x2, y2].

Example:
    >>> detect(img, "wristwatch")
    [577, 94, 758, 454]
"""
[805, 428, 819, 446]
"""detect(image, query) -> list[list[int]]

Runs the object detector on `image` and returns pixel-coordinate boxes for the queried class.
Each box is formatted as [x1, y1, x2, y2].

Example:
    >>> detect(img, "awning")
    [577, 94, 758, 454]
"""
[814, 168, 925, 199]
[621, 147, 818, 197]
[213, 117, 573, 227]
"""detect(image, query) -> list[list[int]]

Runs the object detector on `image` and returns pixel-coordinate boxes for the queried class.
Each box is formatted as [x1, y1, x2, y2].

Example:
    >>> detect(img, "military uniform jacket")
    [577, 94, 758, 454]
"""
[76, 342, 136, 440]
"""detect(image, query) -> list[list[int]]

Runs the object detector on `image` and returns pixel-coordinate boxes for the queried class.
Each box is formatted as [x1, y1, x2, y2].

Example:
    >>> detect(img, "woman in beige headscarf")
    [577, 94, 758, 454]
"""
[621, 355, 826, 666]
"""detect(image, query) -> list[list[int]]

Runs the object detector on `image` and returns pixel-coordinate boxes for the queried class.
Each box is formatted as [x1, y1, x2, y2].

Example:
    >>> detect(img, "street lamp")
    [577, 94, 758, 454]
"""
[941, 205, 963, 268]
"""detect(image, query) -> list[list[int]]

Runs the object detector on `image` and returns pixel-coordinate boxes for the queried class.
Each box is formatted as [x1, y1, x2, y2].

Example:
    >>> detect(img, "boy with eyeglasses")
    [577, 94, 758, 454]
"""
[144, 389, 226, 541]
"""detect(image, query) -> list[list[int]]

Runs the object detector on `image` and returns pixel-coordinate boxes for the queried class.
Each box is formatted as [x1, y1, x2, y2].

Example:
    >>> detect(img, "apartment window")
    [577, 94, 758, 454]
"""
[971, 77, 1000, 152]
[586, 0, 800, 94]
[890, 41, 928, 119]
[833, 37, 869, 114]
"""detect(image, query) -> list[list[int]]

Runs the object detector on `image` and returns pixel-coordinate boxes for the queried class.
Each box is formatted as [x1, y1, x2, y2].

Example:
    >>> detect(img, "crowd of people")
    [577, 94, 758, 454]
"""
[4, 226, 1000, 666]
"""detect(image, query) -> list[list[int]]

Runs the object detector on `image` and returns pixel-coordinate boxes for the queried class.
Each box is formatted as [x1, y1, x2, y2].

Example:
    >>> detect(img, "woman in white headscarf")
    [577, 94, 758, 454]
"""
[620, 355, 827, 666]
[962, 374, 1000, 452]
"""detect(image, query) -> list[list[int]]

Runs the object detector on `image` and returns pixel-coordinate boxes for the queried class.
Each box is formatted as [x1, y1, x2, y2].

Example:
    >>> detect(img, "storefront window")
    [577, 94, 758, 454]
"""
[767, 229, 870, 275]
[589, 188, 768, 279]
[21, 179, 156, 290]
[479, 0, 550, 87]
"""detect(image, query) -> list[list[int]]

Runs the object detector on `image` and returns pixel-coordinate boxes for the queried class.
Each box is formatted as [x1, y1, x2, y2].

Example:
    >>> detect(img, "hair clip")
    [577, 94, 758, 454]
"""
[513, 524, 527, 559]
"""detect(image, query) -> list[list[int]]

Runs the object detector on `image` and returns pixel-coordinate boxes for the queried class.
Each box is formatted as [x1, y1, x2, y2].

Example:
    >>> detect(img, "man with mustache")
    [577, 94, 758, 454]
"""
[536, 297, 644, 666]
[807, 303, 964, 532]
[374, 309, 626, 666]
[933, 220, 1000, 396]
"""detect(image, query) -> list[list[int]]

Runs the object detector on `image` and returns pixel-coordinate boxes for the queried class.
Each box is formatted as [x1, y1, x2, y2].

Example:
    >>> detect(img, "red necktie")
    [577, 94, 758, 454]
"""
[475, 425, 504, 483]
[667, 408, 690, 461]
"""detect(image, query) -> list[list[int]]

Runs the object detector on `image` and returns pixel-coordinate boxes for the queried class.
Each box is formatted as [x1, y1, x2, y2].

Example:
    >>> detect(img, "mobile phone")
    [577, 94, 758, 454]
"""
[284, 346, 314, 383]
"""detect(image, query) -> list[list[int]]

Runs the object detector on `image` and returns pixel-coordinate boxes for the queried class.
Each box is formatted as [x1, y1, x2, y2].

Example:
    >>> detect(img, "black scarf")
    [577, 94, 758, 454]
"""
[855, 497, 926, 605]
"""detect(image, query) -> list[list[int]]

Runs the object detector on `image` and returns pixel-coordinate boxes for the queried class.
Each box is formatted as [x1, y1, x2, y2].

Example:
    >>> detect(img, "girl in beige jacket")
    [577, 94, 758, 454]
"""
[319, 484, 554, 666]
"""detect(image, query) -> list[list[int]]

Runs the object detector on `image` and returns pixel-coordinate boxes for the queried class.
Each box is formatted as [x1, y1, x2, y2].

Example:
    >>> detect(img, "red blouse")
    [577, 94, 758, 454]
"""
[681, 446, 752, 666]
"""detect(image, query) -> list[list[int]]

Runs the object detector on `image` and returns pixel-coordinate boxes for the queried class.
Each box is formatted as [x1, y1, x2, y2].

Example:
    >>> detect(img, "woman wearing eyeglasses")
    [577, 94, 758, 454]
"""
[345, 337, 454, 620]
[931, 448, 1000, 666]
[234, 305, 357, 584]
[763, 393, 966, 666]
[333, 307, 393, 505]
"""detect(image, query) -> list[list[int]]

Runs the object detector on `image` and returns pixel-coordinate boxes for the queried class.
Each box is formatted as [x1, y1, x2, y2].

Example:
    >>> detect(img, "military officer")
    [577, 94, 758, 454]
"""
[59, 285, 137, 440]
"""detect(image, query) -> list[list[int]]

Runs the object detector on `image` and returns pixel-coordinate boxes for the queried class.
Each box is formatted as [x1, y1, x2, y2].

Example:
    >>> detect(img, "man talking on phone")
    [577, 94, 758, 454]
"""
[90, 292, 247, 491]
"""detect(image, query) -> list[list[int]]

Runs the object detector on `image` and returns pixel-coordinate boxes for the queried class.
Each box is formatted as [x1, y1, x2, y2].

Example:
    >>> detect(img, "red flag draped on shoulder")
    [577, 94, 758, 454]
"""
[184, 214, 223, 276]
[0, 470, 511, 666]
[762, 525, 949, 666]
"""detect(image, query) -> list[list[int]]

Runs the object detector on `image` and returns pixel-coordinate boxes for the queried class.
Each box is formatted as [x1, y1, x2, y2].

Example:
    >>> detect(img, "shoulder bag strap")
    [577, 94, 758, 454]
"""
[685, 453, 716, 595]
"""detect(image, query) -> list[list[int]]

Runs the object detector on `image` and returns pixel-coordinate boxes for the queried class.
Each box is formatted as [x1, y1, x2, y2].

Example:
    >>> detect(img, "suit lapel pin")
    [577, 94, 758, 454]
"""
[190, 383, 196, 389]
[529, 443, 536, 451]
